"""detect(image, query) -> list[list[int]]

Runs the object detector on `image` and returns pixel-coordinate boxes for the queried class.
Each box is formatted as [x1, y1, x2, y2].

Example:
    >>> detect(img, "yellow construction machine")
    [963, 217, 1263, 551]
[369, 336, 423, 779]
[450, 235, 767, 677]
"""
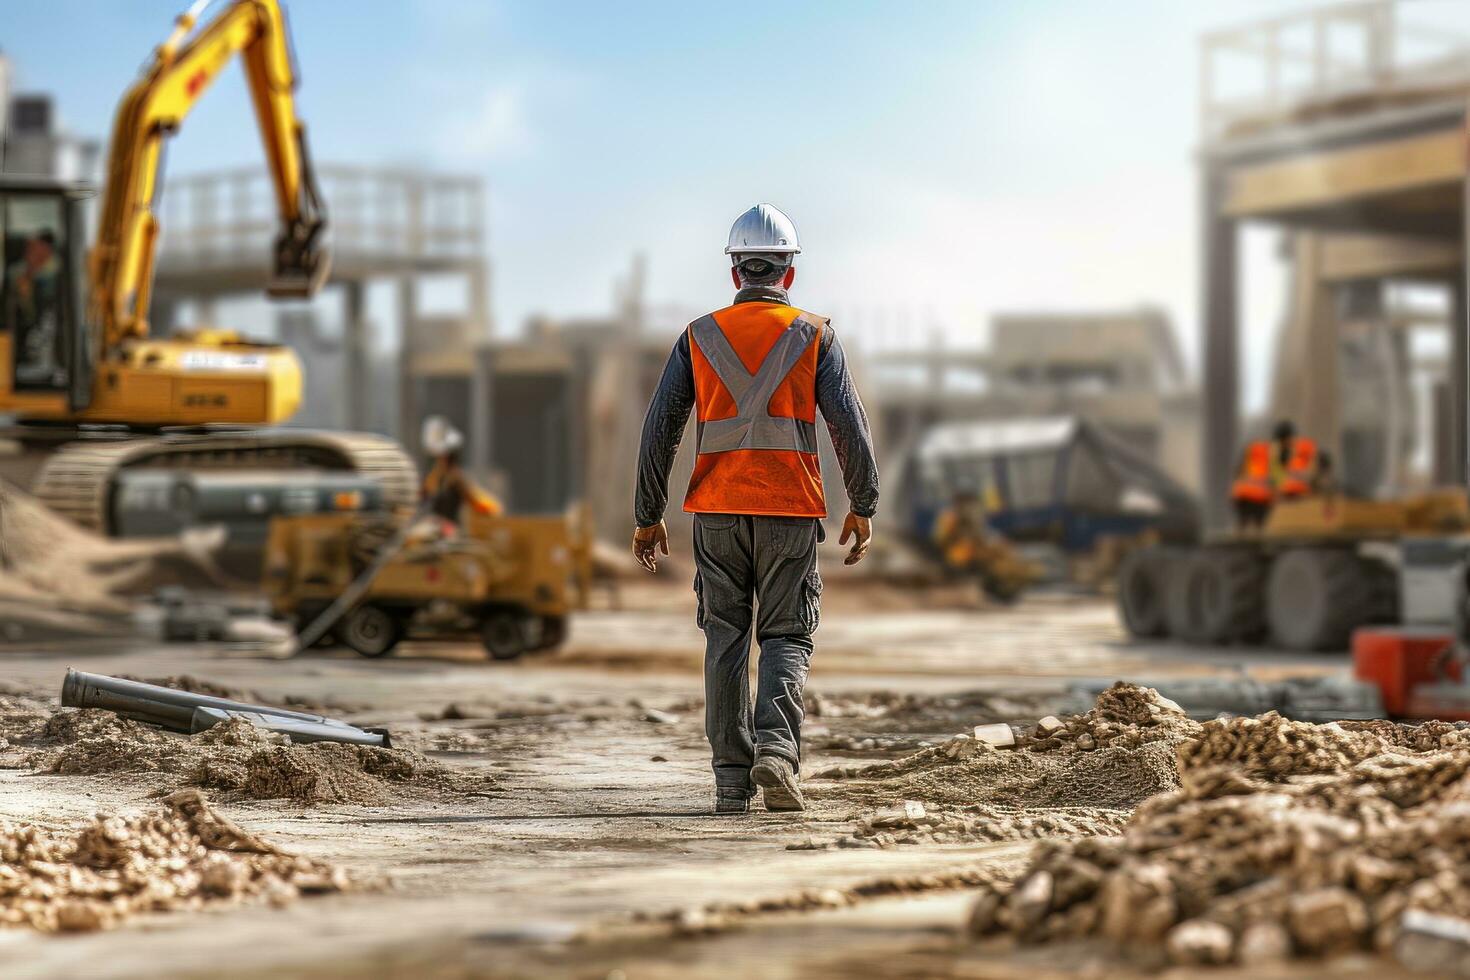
[262, 510, 593, 660]
[0, 0, 415, 531]
[1117, 490, 1470, 652]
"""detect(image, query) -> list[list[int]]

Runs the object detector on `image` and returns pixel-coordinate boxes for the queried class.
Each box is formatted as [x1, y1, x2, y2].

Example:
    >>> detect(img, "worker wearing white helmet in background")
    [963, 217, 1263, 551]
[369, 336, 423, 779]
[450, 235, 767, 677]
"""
[632, 203, 880, 814]
[421, 415, 501, 527]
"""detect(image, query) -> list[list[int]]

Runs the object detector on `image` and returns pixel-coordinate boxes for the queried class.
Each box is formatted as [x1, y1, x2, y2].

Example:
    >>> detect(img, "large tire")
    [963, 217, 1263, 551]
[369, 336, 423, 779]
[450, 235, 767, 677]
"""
[1116, 546, 1175, 638]
[339, 604, 403, 658]
[1164, 547, 1266, 645]
[1266, 549, 1396, 652]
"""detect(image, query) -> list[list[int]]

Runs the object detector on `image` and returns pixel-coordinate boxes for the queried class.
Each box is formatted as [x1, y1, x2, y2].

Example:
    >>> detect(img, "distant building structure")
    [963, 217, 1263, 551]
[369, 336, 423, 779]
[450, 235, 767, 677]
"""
[0, 51, 100, 179]
[869, 307, 1200, 525]
[474, 259, 723, 542]
[1198, 0, 1470, 527]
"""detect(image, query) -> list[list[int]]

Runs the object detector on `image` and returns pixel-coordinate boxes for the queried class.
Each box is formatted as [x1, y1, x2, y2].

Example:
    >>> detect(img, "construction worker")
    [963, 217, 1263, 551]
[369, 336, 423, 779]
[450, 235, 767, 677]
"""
[632, 203, 879, 815]
[420, 416, 501, 528]
[933, 488, 989, 570]
[932, 487, 1035, 602]
[5, 230, 62, 385]
[1272, 419, 1320, 499]
[1231, 439, 1274, 530]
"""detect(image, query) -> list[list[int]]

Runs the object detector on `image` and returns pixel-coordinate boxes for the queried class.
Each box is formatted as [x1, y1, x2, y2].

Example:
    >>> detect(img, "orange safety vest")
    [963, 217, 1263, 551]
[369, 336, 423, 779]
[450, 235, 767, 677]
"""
[683, 301, 826, 517]
[1231, 441, 1273, 504]
[1277, 437, 1318, 498]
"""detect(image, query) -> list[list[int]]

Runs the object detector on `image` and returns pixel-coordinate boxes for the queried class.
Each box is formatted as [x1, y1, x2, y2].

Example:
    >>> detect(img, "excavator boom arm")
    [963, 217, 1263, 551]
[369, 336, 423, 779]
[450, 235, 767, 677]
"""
[89, 0, 327, 351]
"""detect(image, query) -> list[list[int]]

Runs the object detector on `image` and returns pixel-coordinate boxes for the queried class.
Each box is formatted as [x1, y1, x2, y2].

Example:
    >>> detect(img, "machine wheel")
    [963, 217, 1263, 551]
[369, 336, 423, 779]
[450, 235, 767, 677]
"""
[1266, 549, 1395, 652]
[339, 604, 403, 658]
[530, 615, 568, 652]
[1116, 546, 1175, 638]
[1164, 547, 1266, 645]
[481, 611, 528, 661]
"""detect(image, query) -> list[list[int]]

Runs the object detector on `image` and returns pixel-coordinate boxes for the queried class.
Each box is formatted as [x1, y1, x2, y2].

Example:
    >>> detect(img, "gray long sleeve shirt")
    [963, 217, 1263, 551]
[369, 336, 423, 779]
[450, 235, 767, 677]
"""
[634, 285, 879, 528]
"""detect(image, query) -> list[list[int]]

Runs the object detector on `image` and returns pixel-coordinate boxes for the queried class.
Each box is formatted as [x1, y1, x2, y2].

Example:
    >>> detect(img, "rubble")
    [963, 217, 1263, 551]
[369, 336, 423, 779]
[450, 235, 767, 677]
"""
[0, 790, 357, 932]
[1396, 910, 1470, 976]
[973, 723, 1015, 747]
[964, 708, 1470, 968]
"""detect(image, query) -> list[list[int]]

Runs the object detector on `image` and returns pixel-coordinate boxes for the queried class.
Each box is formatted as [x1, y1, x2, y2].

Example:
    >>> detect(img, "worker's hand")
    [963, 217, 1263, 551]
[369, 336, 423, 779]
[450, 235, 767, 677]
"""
[632, 521, 669, 573]
[839, 512, 872, 566]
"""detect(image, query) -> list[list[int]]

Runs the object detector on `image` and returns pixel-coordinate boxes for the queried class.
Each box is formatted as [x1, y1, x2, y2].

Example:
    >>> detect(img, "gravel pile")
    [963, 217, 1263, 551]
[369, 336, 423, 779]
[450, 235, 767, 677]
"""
[967, 711, 1470, 968]
[0, 790, 356, 932]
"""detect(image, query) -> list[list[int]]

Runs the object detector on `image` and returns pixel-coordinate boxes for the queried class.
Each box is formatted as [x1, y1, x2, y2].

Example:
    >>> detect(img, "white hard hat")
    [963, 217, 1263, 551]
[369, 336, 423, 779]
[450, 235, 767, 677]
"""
[725, 203, 800, 256]
[421, 415, 464, 455]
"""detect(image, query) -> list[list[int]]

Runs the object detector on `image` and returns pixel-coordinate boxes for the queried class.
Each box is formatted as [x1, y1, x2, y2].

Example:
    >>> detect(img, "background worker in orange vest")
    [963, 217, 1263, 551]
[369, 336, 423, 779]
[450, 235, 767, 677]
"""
[420, 415, 502, 528]
[631, 203, 879, 814]
[1231, 439, 1274, 530]
[1272, 419, 1320, 499]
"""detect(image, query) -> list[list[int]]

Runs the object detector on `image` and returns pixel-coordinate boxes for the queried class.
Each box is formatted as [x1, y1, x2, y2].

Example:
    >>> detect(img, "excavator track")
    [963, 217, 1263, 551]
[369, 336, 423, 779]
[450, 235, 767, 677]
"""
[29, 430, 418, 533]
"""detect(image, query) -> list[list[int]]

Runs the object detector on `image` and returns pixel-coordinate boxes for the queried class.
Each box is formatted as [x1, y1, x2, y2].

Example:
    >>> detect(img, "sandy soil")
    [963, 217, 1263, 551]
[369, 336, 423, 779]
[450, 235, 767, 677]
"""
[0, 587, 1367, 979]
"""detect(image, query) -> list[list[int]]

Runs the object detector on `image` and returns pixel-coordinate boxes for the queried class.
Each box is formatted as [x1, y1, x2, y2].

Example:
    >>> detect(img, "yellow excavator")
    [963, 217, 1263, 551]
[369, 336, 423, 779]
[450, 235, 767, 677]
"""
[0, 0, 415, 531]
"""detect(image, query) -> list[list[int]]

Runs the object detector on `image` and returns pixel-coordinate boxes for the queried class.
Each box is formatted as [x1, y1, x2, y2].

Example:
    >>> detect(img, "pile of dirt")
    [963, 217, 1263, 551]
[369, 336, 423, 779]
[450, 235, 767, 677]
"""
[809, 684, 1196, 812]
[0, 689, 52, 751]
[0, 789, 356, 932]
[791, 801, 1132, 851]
[16, 709, 492, 806]
[966, 711, 1470, 968]
[0, 478, 229, 628]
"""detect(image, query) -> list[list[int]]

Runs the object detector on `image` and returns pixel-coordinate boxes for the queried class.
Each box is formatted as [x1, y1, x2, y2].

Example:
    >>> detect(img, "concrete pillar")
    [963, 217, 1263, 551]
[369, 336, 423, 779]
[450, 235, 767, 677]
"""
[470, 347, 494, 481]
[343, 280, 368, 430]
[1200, 162, 1239, 531]
[397, 277, 418, 455]
[468, 265, 491, 341]
[1452, 271, 1468, 486]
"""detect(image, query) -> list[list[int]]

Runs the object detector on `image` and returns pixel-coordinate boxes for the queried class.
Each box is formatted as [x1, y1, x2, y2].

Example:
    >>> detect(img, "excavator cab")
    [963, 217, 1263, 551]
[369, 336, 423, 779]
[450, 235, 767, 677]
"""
[0, 177, 93, 412]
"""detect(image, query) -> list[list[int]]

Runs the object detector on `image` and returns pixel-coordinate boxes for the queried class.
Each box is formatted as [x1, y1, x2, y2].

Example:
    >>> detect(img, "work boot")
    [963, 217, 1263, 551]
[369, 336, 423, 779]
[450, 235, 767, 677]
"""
[751, 754, 805, 812]
[715, 790, 751, 814]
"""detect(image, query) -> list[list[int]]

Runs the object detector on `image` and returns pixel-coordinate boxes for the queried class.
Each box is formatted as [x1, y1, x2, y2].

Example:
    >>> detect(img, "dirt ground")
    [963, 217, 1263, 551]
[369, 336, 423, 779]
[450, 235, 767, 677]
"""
[0, 584, 1378, 979]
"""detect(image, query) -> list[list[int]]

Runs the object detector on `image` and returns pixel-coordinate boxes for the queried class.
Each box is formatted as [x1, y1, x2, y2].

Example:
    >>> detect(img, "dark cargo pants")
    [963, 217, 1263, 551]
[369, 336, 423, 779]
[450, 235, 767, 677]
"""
[692, 513, 824, 798]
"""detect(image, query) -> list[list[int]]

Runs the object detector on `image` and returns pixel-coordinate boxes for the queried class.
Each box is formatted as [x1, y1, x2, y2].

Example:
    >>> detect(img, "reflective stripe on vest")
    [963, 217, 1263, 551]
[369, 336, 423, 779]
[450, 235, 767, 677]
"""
[688, 312, 821, 455]
[683, 302, 826, 518]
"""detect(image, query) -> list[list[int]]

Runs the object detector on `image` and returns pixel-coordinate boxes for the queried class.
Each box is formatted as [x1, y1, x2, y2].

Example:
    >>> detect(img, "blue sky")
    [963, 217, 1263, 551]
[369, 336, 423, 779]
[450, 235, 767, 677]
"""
[7, 0, 1452, 407]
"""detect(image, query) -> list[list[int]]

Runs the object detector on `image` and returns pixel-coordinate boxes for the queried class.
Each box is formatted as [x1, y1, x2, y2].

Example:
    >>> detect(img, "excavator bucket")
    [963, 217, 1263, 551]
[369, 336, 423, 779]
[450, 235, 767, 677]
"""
[266, 246, 332, 299]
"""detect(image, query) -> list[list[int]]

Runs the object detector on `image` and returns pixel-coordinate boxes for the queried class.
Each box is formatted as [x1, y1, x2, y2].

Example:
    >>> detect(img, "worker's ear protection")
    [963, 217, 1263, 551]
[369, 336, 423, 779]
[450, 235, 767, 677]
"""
[731, 267, 742, 289]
